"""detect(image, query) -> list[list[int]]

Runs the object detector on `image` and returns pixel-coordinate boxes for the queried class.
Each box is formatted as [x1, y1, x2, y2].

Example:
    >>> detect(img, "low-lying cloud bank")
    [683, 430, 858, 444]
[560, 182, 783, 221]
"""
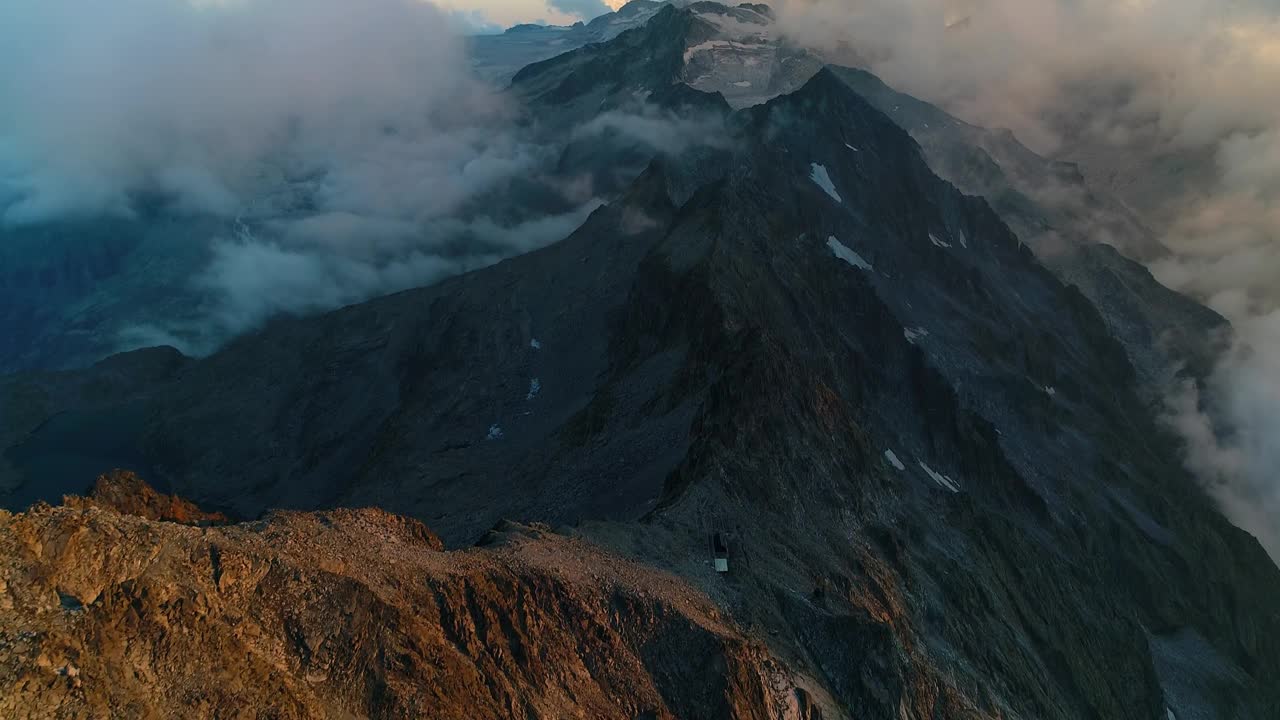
[1, 0, 500, 224]
[548, 0, 615, 21]
[0, 0, 602, 352]
[777, 0, 1280, 560]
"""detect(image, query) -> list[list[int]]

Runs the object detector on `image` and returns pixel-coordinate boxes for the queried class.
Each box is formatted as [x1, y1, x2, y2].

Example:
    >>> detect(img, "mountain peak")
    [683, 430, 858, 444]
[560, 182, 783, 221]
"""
[0, 488, 829, 718]
[507, 1, 818, 110]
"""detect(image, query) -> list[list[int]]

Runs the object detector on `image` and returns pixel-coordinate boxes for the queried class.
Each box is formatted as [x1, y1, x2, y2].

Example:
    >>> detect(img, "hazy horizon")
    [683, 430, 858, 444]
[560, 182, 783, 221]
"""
[443, 0, 625, 28]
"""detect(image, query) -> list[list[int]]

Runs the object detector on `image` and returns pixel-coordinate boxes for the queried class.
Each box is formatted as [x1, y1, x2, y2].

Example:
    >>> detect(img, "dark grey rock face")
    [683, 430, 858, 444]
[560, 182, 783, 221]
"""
[826, 66, 1230, 395]
[502, 5, 1227, 404]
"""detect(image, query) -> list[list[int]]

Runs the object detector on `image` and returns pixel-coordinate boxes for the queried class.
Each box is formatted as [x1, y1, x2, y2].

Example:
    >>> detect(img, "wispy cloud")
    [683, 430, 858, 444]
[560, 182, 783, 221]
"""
[0, 0, 603, 352]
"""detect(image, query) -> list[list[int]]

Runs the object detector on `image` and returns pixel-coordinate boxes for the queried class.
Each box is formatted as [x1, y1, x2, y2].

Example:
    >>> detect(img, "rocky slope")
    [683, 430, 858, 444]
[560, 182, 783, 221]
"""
[507, 3, 1226, 399]
[826, 67, 1229, 392]
[0, 473, 827, 719]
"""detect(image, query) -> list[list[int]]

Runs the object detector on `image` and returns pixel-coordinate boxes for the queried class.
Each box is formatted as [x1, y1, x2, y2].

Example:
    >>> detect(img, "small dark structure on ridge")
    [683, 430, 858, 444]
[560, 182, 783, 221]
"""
[712, 532, 729, 573]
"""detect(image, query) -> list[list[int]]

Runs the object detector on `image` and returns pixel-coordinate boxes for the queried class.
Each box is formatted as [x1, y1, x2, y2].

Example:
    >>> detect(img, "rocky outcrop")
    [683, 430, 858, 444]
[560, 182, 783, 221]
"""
[63, 470, 229, 526]
[0, 481, 825, 720]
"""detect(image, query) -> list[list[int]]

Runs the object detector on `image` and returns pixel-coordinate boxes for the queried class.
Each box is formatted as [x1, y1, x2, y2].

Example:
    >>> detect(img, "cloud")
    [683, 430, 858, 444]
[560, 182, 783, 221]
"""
[0, 0, 500, 225]
[448, 9, 506, 34]
[0, 0, 608, 352]
[776, 0, 1280, 561]
[776, 1, 1280, 157]
[546, 0, 613, 21]
[570, 108, 732, 155]
[1162, 308, 1280, 562]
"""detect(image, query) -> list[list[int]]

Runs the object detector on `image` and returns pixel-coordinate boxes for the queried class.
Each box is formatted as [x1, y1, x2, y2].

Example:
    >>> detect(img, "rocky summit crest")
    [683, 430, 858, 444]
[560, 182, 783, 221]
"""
[0, 477, 828, 719]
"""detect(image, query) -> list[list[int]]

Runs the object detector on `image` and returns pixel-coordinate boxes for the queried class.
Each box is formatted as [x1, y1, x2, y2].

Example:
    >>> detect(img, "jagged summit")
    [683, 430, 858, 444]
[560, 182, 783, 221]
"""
[500, 4, 1228, 398]
[0, 478, 826, 719]
[63, 469, 230, 526]
[504, 1, 819, 109]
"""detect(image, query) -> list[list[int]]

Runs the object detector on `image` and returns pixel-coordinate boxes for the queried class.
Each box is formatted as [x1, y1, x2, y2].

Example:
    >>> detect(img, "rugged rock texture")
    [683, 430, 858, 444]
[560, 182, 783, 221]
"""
[64, 470, 229, 526]
[827, 67, 1230, 393]
[509, 6, 1226, 399]
[510, 3, 817, 121]
[0, 482, 827, 720]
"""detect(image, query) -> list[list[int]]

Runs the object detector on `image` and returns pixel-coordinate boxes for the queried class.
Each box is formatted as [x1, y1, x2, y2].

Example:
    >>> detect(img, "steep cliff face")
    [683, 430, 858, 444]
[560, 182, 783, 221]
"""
[826, 66, 1229, 393]
[577, 70, 1280, 719]
[507, 5, 1227, 399]
[0, 476, 826, 720]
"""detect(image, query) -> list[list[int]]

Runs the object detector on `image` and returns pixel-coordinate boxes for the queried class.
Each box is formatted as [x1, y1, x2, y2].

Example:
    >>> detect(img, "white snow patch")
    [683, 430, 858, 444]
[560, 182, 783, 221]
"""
[1044, 386, 1057, 397]
[486, 424, 504, 441]
[695, 10, 775, 41]
[827, 237, 872, 271]
[527, 378, 541, 401]
[530, 338, 542, 350]
[929, 232, 952, 248]
[809, 163, 842, 203]
[733, 81, 752, 88]
[903, 327, 930, 344]
[918, 461, 961, 493]
[884, 450, 906, 471]
[1166, 709, 1176, 720]
[845, 143, 859, 152]
[957, 229, 969, 248]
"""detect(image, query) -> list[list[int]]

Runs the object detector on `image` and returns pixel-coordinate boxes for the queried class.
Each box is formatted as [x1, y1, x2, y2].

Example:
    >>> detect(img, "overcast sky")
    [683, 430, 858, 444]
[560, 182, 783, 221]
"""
[441, 0, 622, 27]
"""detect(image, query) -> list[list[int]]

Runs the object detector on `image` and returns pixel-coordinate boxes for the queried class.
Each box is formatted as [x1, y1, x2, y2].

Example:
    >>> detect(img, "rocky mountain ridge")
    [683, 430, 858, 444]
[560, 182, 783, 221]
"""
[0, 472, 829, 719]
